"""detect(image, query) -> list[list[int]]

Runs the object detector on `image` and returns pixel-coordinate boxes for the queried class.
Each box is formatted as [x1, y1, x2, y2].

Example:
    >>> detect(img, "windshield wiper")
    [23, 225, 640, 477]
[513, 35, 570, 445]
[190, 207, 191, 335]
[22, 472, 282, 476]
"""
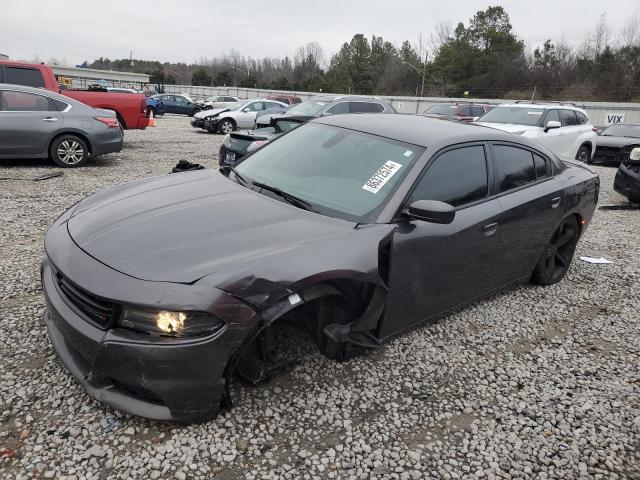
[231, 167, 248, 185]
[252, 181, 315, 212]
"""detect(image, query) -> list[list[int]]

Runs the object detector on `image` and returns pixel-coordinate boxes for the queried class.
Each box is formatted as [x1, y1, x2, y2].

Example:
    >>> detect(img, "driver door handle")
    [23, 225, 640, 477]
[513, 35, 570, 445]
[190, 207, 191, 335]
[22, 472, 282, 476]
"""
[42, 117, 58, 122]
[483, 223, 498, 236]
[551, 197, 561, 208]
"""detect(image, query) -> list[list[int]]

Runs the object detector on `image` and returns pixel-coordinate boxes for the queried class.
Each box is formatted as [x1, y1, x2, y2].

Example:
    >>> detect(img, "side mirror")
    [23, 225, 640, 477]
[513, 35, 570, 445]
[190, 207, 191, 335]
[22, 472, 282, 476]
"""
[629, 147, 640, 163]
[405, 200, 455, 224]
[242, 107, 251, 113]
[544, 120, 561, 133]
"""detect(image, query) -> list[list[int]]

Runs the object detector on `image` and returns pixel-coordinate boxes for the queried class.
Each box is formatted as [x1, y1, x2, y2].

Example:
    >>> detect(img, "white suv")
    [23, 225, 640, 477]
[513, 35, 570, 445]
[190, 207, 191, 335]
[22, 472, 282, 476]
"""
[475, 102, 596, 162]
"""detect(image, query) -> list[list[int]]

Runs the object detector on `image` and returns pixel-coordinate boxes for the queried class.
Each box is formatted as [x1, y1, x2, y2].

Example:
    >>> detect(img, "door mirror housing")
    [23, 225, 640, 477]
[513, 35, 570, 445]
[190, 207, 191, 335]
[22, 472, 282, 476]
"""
[405, 200, 455, 224]
[242, 107, 251, 113]
[629, 147, 640, 163]
[544, 120, 561, 133]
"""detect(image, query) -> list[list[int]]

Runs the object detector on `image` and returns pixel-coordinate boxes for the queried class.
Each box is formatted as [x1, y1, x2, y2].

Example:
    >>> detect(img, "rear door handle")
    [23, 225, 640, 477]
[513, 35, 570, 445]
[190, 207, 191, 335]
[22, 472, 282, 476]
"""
[551, 197, 561, 208]
[43, 117, 58, 122]
[483, 222, 498, 236]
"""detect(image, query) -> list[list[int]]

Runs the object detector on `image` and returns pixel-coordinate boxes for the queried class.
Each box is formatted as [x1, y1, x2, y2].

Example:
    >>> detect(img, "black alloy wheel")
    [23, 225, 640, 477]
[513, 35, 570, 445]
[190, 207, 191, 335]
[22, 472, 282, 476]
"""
[532, 216, 579, 285]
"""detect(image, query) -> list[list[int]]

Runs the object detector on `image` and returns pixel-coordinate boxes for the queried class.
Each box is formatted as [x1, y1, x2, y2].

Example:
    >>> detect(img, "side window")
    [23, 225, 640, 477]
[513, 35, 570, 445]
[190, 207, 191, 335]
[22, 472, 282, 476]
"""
[493, 145, 537, 192]
[559, 109, 577, 126]
[544, 109, 560, 125]
[325, 102, 349, 115]
[175, 96, 187, 104]
[370, 103, 385, 113]
[267, 102, 282, 109]
[349, 102, 372, 113]
[4, 67, 45, 88]
[458, 105, 471, 116]
[50, 98, 69, 112]
[409, 145, 488, 207]
[226, 97, 237, 102]
[1, 91, 53, 111]
[470, 106, 485, 117]
[533, 153, 548, 179]
[163, 95, 174, 102]
[576, 112, 589, 125]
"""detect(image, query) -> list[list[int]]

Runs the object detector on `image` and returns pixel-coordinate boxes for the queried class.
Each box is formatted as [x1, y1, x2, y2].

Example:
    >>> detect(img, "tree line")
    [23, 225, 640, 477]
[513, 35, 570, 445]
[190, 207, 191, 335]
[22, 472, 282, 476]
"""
[85, 6, 640, 101]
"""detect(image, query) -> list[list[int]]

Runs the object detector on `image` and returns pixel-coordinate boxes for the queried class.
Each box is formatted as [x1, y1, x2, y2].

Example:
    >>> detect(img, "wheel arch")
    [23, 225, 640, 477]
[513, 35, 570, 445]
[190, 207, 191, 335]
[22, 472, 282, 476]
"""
[49, 130, 93, 155]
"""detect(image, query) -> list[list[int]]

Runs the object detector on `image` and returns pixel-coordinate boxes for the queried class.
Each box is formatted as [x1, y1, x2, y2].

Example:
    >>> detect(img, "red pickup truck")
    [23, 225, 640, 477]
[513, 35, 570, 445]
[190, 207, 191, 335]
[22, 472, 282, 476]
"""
[0, 60, 150, 130]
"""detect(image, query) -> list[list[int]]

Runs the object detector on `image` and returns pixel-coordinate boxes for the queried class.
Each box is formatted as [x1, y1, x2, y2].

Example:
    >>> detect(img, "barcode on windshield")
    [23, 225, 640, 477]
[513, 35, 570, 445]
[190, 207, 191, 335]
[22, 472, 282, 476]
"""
[362, 161, 402, 194]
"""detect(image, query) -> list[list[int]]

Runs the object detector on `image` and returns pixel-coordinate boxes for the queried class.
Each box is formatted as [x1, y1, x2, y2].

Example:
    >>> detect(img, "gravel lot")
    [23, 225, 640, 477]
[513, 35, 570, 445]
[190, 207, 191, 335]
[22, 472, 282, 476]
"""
[1, 115, 639, 480]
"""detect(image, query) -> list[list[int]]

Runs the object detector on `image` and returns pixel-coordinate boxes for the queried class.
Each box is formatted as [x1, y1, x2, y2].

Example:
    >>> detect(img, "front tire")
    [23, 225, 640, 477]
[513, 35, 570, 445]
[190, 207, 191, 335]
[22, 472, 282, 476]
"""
[576, 145, 591, 164]
[531, 216, 579, 285]
[218, 118, 236, 135]
[49, 135, 89, 168]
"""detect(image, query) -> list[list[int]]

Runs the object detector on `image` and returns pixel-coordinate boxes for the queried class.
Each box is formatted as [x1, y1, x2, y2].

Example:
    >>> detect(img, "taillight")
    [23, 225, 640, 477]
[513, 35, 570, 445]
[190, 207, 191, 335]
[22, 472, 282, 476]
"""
[94, 117, 119, 128]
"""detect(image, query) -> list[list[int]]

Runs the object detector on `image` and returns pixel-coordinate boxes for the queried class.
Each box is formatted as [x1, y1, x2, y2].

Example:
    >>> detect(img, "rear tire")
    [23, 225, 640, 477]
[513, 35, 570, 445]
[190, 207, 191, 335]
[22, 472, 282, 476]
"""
[531, 216, 579, 285]
[576, 145, 591, 164]
[49, 135, 89, 168]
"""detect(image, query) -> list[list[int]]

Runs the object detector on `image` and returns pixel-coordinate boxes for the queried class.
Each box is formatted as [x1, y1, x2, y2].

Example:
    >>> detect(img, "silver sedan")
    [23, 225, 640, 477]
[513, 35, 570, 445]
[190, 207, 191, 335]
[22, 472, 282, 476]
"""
[0, 84, 123, 167]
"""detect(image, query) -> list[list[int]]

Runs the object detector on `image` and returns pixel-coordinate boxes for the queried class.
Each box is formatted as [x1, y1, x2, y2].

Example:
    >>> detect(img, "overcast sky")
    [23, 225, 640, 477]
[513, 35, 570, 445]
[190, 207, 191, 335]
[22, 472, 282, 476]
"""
[1, 0, 638, 65]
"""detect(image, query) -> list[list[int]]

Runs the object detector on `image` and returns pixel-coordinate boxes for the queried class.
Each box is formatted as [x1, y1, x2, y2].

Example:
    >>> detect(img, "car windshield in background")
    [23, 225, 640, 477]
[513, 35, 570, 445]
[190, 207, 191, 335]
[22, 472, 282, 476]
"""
[425, 104, 456, 115]
[286, 101, 328, 116]
[478, 107, 545, 126]
[226, 101, 247, 111]
[235, 123, 423, 222]
[601, 124, 640, 138]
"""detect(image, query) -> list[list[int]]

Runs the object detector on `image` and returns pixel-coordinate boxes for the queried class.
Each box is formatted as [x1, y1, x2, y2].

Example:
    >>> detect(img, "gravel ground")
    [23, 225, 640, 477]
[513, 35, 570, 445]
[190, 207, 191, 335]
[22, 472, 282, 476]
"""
[1, 116, 639, 480]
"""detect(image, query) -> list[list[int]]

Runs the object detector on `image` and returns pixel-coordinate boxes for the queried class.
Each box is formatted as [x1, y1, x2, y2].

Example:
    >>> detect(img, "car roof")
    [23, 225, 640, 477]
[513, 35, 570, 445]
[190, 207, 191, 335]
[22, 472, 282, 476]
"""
[312, 113, 544, 149]
[498, 102, 587, 113]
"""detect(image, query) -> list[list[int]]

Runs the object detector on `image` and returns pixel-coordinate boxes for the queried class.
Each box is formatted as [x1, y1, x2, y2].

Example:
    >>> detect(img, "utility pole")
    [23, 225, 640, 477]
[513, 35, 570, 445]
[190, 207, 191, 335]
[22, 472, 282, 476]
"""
[129, 51, 134, 72]
[421, 51, 428, 98]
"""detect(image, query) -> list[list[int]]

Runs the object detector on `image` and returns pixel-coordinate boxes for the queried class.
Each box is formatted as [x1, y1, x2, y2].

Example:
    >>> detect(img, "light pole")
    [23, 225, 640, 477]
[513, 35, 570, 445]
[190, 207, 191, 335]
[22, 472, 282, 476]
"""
[402, 51, 428, 97]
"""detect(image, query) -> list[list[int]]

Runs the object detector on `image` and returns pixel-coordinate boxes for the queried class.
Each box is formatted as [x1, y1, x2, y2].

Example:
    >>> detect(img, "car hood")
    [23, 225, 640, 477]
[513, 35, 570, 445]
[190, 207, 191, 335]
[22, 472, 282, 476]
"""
[596, 135, 640, 148]
[66, 171, 356, 284]
[194, 107, 228, 119]
[473, 122, 538, 134]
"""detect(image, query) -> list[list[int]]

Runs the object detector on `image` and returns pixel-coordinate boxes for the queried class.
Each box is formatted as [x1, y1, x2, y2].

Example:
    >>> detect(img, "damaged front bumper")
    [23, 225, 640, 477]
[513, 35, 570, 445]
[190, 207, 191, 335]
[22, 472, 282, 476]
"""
[41, 221, 260, 422]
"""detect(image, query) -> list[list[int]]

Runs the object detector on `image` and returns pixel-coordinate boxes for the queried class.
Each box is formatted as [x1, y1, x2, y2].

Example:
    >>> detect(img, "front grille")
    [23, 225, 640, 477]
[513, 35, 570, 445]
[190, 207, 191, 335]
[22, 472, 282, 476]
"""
[54, 268, 117, 328]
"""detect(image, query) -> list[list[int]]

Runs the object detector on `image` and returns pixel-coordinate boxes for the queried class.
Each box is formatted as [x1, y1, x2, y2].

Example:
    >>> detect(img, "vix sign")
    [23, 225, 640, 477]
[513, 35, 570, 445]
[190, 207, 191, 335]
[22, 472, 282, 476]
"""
[604, 112, 626, 125]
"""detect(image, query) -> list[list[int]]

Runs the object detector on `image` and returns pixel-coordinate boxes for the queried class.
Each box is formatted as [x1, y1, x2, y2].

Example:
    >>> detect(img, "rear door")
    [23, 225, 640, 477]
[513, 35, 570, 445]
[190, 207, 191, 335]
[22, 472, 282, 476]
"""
[382, 143, 504, 337]
[490, 142, 566, 278]
[0, 89, 62, 156]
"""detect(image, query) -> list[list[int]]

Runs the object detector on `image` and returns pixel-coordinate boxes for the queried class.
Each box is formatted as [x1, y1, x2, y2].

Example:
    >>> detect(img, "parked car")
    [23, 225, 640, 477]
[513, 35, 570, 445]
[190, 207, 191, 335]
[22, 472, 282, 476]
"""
[42, 114, 598, 422]
[592, 123, 640, 164]
[151, 93, 201, 116]
[0, 84, 123, 167]
[614, 147, 640, 203]
[475, 102, 597, 162]
[202, 95, 239, 109]
[203, 99, 288, 134]
[218, 116, 305, 166]
[423, 102, 493, 122]
[106, 87, 165, 117]
[266, 94, 302, 105]
[255, 95, 395, 128]
[0, 60, 150, 130]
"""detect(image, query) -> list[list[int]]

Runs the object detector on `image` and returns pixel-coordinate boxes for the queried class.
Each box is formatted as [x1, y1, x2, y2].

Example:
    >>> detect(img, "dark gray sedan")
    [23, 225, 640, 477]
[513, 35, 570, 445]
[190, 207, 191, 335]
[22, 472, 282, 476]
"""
[42, 114, 598, 422]
[0, 84, 123, 167]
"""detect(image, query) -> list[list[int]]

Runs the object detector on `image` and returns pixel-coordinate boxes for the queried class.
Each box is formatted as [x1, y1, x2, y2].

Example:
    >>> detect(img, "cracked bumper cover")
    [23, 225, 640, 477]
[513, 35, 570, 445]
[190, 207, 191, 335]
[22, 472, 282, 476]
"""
[42, 219, 259, 423]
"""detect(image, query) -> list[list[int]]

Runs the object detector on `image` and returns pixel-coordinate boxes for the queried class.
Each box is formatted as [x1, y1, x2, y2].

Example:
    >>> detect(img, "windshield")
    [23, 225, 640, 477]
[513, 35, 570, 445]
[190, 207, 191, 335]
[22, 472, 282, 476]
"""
[425, 104, 456, 115]
[286, 100, 329, 116]
[477, 106, 545, 126]
[234, 123, 423, 222]
[225, 101, 249, 112]
[601, 124, 640, 138]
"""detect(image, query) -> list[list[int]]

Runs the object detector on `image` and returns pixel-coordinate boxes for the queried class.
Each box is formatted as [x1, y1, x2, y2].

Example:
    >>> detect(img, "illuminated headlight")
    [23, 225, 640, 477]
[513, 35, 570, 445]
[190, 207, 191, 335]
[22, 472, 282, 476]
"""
[119, 307, 224, 337]
[222, 134, 231, 147]
[630, 147, 640, 162]
[246, 140, 268, 153]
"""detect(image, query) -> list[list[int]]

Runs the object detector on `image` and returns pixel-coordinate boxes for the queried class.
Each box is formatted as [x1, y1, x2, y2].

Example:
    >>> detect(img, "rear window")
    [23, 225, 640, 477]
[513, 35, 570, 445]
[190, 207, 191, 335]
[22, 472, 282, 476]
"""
[3, 67, 45, 88]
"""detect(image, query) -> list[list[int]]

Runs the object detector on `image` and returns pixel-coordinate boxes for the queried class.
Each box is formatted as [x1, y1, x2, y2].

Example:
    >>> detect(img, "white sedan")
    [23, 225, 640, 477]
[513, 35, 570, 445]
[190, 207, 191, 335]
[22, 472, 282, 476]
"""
[203, 99, 288, 134]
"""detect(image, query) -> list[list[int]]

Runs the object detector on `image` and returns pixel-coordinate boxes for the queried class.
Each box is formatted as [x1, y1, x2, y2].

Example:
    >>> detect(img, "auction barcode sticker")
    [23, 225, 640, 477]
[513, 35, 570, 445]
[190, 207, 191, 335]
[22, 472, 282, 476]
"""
[362, 161, 403, 194]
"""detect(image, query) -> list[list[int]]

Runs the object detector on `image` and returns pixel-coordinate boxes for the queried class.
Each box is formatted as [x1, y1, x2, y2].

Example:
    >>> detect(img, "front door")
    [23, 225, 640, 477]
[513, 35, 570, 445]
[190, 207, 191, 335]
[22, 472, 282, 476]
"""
[0, 90, 62, 156]
[381, 144, 504, 338]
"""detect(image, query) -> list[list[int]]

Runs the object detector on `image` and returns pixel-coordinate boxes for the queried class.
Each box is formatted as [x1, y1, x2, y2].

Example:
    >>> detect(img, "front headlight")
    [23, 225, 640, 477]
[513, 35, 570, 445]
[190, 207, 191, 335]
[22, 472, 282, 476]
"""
[119, 307, 224, 338]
